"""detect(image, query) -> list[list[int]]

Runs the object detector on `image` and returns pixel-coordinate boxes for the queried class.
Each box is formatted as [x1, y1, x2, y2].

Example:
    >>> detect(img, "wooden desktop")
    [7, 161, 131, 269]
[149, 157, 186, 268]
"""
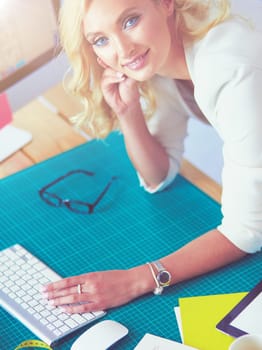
[0, 83, 221, 203]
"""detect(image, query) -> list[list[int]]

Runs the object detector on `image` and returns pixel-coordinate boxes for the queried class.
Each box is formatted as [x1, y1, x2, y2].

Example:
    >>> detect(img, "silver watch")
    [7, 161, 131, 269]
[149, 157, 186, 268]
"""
[152, 260, 172, 295]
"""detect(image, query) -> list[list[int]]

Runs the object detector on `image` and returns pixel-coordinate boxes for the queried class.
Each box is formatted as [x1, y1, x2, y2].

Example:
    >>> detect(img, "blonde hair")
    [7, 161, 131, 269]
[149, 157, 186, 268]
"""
[59, 0, 230, 138]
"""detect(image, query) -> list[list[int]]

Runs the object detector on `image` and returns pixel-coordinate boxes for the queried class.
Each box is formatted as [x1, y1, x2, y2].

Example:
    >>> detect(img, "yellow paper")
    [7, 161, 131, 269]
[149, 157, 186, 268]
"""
[179, 292, 247, 350]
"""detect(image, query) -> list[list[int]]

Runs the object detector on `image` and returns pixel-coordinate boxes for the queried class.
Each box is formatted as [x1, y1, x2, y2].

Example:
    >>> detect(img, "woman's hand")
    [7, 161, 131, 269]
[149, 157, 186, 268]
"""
[41, 267, 151, 314]
[96, 58, 170, 190]
[97, 58, 141, 118]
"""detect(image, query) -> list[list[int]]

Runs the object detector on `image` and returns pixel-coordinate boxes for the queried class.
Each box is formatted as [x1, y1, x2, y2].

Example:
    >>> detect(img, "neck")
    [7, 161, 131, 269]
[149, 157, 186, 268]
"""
[159, 19, 190, 80]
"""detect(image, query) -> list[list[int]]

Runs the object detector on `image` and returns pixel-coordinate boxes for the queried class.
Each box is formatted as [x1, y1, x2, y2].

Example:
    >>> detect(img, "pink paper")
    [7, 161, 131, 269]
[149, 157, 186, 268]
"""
[0, 93, 13, 128]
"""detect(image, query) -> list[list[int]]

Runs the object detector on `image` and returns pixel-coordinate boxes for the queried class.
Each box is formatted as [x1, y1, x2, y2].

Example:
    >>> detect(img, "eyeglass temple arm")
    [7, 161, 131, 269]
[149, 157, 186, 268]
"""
[92, 176, 117, 207]
[39, 170, 95, 192]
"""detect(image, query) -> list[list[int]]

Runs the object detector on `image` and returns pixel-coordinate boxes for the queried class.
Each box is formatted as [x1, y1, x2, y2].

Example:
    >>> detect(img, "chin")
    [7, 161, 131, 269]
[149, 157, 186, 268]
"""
[127, 68, 156, 82]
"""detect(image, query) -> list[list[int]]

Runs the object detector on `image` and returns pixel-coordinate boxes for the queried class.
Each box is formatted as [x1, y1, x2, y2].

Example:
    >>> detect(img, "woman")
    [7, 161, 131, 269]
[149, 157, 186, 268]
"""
[42, 0, 262, 313]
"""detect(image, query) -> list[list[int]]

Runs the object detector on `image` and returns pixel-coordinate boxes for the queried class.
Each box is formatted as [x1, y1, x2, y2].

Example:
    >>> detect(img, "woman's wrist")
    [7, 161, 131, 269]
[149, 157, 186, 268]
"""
[118, 105, 146, 131]
[128, 264, 157, 297]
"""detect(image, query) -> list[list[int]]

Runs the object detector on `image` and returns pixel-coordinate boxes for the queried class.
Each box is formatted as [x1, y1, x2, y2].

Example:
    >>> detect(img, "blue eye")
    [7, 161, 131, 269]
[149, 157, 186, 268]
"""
[93, 37, 108, 47]
[124, 16, 139, 30]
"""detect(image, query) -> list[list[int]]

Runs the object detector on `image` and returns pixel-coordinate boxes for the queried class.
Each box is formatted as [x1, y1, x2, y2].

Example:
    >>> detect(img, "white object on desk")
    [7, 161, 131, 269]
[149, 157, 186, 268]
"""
[216, 280, 262, 338]
[174, 306, 184, 342]
[229, 334, 262, 350]
[71, 320, 128, 350]
[0, 92, 32, 162]
[0, 124, 32, 162]
[134, 333, 199, 350]
[231, 291, 262, 334]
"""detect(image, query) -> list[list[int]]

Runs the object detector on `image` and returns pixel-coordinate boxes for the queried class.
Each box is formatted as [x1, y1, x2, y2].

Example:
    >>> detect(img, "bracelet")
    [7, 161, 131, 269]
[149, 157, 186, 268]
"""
[146, 262, 163, 295]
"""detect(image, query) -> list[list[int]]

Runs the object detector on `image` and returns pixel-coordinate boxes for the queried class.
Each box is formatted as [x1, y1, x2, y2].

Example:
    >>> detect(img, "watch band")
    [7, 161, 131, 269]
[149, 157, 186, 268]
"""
[146, 262, 163, 295]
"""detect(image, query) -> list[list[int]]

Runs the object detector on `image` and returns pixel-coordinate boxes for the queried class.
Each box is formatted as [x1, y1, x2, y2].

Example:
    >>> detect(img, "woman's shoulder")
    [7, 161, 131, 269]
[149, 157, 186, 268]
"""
[184, 0, 262, 116]
[186, 0, 262, 74]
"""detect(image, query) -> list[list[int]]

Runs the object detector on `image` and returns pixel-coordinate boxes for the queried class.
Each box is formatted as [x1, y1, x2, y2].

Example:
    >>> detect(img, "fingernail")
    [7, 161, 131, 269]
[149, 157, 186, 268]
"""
[116, 72, 125, 80]
[48, 299, 55, 306]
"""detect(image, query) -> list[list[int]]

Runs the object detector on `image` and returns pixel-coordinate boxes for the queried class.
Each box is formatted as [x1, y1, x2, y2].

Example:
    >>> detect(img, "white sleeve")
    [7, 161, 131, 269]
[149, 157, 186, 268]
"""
[137, 76, 189, 193]
[215, 65, 262, 253]
[194, 58, 262, 253]
[187, 4, 262, 254]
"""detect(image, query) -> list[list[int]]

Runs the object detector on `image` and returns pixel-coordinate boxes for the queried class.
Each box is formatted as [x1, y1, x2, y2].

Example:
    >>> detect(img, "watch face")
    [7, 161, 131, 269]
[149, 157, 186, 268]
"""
[158, 270, 171, 285]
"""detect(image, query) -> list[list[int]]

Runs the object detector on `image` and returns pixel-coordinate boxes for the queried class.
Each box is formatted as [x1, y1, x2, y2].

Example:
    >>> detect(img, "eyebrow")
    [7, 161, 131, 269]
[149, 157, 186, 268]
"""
[85, 7, 137, 40]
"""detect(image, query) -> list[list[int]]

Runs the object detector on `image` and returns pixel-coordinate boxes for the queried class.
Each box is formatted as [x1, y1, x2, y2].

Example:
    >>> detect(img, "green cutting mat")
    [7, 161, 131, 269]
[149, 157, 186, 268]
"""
[0, 132, 261, 350]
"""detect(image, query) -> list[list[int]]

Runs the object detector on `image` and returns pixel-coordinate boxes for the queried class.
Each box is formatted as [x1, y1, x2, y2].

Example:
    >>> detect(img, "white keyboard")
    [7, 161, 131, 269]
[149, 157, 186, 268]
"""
[0, 244, 106, 346]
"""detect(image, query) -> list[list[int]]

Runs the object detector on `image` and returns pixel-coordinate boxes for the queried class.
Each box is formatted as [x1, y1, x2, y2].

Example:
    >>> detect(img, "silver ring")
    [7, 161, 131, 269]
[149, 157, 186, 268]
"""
[77, 283, 82, 294]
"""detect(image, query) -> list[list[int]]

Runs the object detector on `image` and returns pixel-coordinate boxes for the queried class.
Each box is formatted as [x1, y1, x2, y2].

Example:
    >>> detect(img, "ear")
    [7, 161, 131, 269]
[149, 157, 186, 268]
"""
[160, 0, 175, 15]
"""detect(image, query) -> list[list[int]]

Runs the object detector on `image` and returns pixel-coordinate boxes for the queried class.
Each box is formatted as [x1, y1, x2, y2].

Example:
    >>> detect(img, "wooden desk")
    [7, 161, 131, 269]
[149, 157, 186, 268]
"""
[0, 84, 221, 203]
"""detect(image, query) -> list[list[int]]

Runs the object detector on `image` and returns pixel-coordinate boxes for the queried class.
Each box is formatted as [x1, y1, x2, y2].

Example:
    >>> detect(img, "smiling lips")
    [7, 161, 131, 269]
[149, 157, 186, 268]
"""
[123, 50, 149, 71]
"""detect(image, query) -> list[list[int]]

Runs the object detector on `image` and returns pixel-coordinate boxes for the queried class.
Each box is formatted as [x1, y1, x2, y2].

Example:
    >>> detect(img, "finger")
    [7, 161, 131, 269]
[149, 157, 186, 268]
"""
[43, 285, 78, 300]
[48, 292, 90, 308]
[96, 56, 126, 79]
[101, 73, 127, 95]
[115, 71, 126, 80]
[60, 301, 101, 314]
[102, 69, 126, 82]
[96, 57, 126, 80]
[41, 275, 86, 292]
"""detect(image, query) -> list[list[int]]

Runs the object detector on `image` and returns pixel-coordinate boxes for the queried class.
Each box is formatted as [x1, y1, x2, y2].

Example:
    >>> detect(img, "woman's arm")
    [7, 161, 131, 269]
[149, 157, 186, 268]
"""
[101, 68, 188, 191]
[42, 229, 246, 313]
[100, 67, 170, 189]
[118, 107, 170, 190]
[160, 229, 247, 284]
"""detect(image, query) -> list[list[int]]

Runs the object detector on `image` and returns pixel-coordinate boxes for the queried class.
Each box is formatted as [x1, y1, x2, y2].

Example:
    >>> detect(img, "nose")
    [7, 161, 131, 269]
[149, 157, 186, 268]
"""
[113, 34, 135, 59]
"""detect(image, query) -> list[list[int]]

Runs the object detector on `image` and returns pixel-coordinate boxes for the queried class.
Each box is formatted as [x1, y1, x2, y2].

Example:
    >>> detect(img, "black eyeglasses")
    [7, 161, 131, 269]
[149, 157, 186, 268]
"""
[39, 169, 117, 214]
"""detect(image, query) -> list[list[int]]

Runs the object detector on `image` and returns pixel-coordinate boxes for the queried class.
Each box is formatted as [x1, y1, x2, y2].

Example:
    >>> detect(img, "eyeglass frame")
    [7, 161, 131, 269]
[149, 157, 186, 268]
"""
[39, 169, 117, 214]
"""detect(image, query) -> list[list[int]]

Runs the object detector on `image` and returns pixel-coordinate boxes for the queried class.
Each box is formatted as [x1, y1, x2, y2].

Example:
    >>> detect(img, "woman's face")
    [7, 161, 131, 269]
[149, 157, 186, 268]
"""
[83, 0, 177, 81]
